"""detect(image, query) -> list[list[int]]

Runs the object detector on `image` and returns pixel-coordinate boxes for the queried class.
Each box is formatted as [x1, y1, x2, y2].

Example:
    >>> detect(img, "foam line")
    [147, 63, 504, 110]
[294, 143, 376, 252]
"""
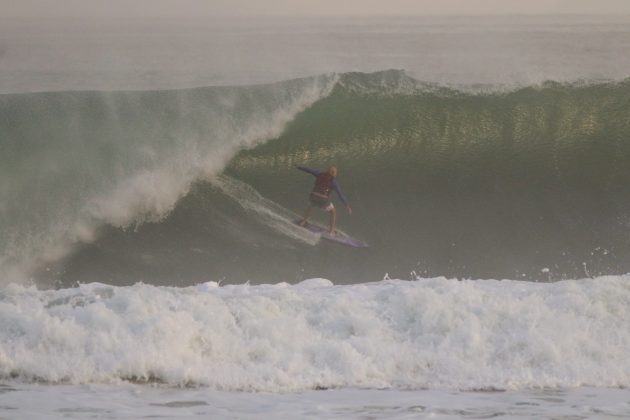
[0, 276, 628, 390]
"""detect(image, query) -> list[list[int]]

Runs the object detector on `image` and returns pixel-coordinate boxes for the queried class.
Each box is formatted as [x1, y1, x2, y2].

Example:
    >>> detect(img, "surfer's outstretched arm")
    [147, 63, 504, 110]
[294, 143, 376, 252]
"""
[296, 166, 322, 177]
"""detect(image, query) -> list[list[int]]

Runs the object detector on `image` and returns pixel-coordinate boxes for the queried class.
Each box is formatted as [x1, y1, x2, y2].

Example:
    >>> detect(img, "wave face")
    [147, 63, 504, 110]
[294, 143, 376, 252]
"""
[1, 277, 629, 390]
[2, 70, 630, 285]
[0, 76, 335, 284]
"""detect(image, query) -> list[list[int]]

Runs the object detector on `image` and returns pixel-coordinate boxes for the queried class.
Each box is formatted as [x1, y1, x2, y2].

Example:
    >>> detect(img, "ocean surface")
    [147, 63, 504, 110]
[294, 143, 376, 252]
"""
[1, 15, 630, 418]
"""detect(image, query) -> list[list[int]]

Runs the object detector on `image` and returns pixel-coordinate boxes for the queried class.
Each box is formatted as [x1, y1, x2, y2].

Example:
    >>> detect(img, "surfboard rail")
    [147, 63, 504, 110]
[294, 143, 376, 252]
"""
[294, 219, 369, 248]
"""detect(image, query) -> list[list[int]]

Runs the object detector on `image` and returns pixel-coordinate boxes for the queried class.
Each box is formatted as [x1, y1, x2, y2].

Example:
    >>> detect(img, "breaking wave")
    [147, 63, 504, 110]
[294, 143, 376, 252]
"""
[0, 277, 628, 390]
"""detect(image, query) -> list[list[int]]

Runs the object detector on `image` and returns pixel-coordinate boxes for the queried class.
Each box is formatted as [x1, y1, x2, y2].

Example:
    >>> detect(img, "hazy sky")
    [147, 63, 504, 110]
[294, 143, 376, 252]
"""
[2, 0, 630, 18]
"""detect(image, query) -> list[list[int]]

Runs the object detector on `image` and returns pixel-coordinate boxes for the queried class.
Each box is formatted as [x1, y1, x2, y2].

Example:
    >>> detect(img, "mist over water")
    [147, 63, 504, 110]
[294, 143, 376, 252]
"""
[2, 15, 630, 93]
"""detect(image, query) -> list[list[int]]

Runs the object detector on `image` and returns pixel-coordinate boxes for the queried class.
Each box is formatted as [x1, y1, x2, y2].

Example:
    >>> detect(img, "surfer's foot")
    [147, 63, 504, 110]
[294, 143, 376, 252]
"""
[298, 219, 308, 226]
[328, 229, 336, 237]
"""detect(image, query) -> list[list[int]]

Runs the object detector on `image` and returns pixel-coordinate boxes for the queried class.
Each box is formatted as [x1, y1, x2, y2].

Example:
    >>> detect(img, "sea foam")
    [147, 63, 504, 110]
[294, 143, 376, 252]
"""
[0, 276, 628, 391]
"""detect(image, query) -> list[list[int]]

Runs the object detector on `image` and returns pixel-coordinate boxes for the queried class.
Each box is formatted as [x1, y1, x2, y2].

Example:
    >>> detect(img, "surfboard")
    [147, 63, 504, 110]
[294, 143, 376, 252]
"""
[294, 220, 368, 248]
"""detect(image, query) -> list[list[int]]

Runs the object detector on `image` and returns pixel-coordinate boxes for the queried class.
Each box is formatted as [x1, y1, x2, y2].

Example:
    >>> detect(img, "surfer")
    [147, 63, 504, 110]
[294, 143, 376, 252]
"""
[296, 165, 352, 235]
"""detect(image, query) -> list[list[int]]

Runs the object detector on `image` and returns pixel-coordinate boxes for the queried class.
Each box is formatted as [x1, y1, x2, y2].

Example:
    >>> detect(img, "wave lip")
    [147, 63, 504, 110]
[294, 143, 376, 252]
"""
[0, 276, 628, 391]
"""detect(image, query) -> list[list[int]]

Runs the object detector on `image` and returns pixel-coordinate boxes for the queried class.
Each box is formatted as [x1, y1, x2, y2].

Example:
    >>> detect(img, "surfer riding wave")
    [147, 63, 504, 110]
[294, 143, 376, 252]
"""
[296, 165, 352, 235]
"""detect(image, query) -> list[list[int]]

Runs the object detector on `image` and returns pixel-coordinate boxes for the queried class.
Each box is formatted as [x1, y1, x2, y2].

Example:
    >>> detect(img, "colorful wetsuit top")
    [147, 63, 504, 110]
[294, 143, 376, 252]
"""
[296, 166, 349, 206]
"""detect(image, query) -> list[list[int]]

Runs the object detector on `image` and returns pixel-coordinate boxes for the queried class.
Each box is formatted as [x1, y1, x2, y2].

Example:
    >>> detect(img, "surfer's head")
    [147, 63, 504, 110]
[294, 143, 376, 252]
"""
[327, 166, 337, 177]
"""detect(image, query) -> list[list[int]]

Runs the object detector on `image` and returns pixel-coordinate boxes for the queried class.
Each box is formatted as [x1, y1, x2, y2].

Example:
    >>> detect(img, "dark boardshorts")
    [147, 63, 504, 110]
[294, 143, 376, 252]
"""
[309, 192, 334, 212]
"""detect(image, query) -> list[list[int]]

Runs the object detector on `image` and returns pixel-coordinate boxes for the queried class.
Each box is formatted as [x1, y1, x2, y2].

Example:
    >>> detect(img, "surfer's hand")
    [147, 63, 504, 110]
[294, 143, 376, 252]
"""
[347, 205, 352, 215]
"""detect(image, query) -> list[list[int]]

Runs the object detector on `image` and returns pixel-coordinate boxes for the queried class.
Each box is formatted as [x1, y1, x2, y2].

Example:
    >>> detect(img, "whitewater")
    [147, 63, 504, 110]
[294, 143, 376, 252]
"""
[2, 277, 629, 389]
[2, 276, 630, 418]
